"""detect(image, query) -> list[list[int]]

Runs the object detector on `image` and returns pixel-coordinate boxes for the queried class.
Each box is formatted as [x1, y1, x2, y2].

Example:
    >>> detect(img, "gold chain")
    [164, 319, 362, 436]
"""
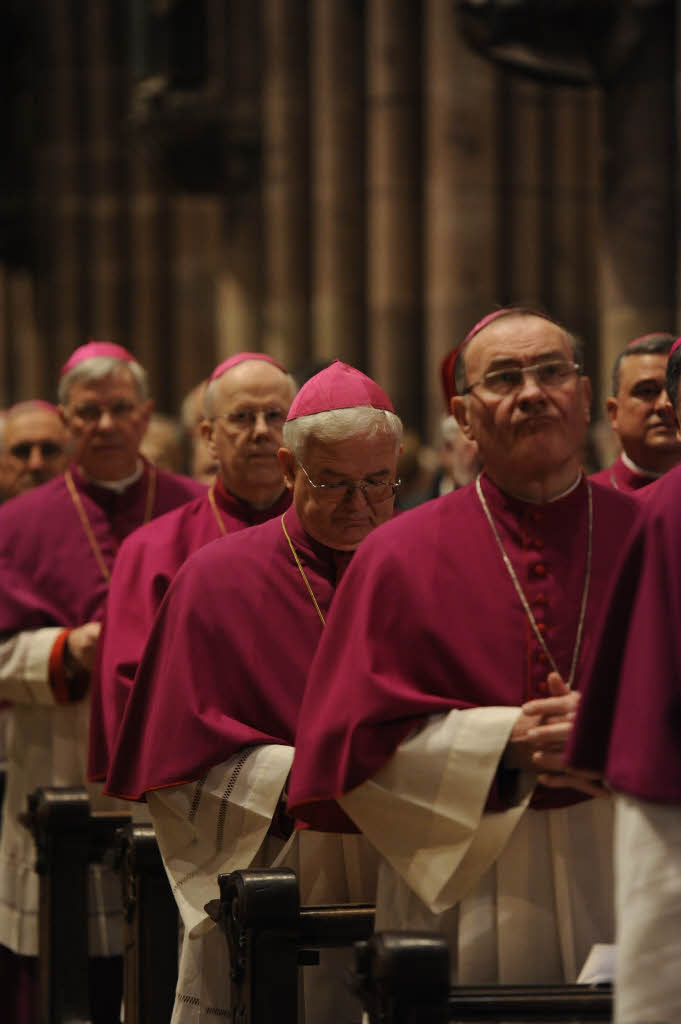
[208, 482, 228, 536]
[281, 514, 326, 626]
[64, 465, 157, 584]
[475, 474, 592, 689]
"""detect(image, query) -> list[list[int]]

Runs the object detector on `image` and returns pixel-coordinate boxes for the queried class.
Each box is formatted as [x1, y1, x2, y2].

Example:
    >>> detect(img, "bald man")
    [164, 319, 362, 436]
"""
[90, 354, 295, 785]
[0, 401, 70, 500]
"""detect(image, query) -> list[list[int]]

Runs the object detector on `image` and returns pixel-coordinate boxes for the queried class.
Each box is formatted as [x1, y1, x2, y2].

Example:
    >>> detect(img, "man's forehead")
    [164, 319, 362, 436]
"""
[215, 361, 291, 404]
[465, 315, 569, 367]
[5, 409, 64, 440]
[620, 351, 668, 383]
[305, 433, 396, 470]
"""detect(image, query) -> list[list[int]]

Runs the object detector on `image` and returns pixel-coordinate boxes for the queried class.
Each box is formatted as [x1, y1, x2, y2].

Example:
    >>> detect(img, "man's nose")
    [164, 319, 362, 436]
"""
[516, 369, 545, 403]
[96, 408, 115, 429]
[27, 444, 46, 470]
[252, 411, 270, 436]
[344, 482, 370, 508]
[658, 395, 678, 429]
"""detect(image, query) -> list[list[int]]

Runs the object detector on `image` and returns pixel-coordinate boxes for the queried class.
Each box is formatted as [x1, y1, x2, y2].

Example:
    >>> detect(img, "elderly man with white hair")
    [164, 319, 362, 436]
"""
[106, 360, 402, 1024]
[289, 308, 641, 989]
[0, 341, 204, 1023]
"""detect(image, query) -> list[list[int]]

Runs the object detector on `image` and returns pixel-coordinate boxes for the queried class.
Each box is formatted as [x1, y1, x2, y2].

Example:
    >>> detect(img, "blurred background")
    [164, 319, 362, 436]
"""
[0, 0, 677, 452]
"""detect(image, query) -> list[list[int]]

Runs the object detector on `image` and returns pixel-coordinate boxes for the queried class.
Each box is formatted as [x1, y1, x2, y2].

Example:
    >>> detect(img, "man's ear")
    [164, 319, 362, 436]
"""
[200, 419, 218, 458]
[58, 405, 68, 428]
[451, 395, 473, 440]
[605, 396, 618, 428]
[277, 447, 296, 489]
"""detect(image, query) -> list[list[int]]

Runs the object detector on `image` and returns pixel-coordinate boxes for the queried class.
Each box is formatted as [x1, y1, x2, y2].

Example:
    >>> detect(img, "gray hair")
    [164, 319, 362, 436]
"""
[282, 407, 403, 461]
[58, 356, 148, 404]
[453, 309, 584, 396]
[203, 367, 297, 418]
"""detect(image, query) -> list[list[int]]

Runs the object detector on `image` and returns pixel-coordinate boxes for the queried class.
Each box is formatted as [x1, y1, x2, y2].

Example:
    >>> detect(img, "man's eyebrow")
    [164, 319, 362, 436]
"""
[484, 351, 567, 371]
[317, 468, 352, 479]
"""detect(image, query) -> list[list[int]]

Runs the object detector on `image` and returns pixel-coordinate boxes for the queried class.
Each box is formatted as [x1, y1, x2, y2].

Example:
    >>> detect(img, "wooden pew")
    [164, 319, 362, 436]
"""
[213, 869, 613, 1024]
[23, 786, 130, 1024]
[356, 932, 614, 1024]
[117, 822, 178, 1024]
[213, 867, 375, 1024]
[23, 788, 178, 1024]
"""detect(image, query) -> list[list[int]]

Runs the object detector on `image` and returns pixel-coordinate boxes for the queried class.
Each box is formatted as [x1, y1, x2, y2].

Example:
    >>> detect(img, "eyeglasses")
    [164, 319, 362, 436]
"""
[463, 360, 581, 397]
[9, 441, 64, 460]
[71, 401, 140, 424]
[215, 409, 287, 431]
[297, 461, 401, 504]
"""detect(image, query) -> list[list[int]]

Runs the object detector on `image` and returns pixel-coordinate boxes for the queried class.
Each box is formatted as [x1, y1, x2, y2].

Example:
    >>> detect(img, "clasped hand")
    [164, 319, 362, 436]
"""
[504, 672, 609, 799]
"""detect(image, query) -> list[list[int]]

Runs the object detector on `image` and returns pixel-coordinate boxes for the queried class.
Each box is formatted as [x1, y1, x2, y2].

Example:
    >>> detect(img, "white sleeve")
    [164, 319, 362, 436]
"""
[614, 794, 681, 1024]
[0, 629, 63, 704]
[147, 744, 294, 935]
[339, 706, 534, 913]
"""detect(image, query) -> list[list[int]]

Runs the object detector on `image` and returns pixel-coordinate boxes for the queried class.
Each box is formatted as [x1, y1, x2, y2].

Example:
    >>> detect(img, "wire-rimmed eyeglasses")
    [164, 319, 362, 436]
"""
[463, 360, 581, 398]
[297, 461, 401, 504]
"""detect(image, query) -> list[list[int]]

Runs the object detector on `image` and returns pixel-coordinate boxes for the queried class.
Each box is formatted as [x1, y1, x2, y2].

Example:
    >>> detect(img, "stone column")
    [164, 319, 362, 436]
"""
[38, 0, 80, 374]
[599, 6, 676, 392]
[424, 0, 500, 438]
[366, 0, 422, 428]
[310, 0, 366, 366]
[500, 76, 544, 307]
[85, 0, 119, 340]
[173, 195, 221, 396]
[217, 0, 264, 361]
[262, 0, 310, 372]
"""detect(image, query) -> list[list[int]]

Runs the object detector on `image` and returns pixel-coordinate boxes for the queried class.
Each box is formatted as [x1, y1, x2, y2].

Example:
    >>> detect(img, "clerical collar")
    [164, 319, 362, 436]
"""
[80, 459, 144, 493]
[216, 475, 289, 515]
[621, 451, 661, 479]
[499, 471, 583, 505]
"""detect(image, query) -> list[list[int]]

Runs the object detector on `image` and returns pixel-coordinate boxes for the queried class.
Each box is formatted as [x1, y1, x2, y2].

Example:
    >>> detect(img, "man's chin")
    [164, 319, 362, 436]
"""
[332, 522, 375, 547]
[647, 432, 681, 452]
[81, 453, 138, 481]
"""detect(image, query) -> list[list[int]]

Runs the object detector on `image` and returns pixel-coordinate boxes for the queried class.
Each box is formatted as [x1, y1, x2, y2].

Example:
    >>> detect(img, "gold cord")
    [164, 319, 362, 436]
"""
[64, 465, 158, 584]
[475, 474, 592, 690]
[208, 482, 228, 536]
[281, 514, 326, 626]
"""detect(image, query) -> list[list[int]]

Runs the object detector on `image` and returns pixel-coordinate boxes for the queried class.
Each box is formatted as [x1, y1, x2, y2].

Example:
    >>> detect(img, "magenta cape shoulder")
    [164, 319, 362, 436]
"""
[89, 484, 291, 781]
[570, 464, 681, 802]
[0, 462, 205, 632]
[589, 454, 657, 493]
[105, 506, 340, 800]
[287, 476, 639, 829]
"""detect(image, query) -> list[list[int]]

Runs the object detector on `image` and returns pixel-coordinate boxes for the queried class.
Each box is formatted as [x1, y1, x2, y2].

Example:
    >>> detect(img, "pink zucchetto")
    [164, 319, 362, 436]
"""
[209, 352, 286, 381]
[669, 336, 681, 360]
[626, 332, 674, 349]
[286, 360, 395, 421]
[59, 341, 138, 378]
